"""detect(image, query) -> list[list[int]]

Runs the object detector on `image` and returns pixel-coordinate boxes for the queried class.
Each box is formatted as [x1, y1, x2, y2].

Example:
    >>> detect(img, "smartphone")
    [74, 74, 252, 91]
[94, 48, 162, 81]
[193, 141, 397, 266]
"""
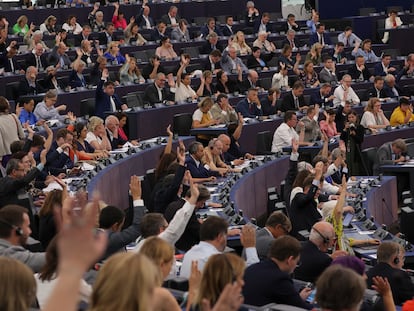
[306, 289, 317, 303]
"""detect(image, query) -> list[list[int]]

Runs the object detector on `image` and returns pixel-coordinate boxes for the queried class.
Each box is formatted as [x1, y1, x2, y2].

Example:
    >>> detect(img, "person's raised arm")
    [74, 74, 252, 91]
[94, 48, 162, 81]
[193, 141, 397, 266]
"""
[176, 55, 190, 87]
[163, 124, 174, 154]
[43, 194, 107, 311]
[372, 277, 396, 311]
[232, 113, 244, 140]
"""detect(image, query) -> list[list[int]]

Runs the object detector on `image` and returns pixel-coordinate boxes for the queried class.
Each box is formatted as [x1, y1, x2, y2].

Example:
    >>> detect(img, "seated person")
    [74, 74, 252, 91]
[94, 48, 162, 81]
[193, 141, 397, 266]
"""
[68, 57, 88, 89]
[309, 23, 332, 46]
[18, 66, 46, 97]
[200, 32, 224, 54]
[104, 115, 128, 150]
[271, 62, 290, 90]
[218, 121, 254, 164]
[151, 21, 167, 42]
[333, 75, 360, 107]
[298, 60, 320, 88]
[192, 97, 219, 144]
[260, 88, 281, 116]
[155, 37, 178, 61]
[247, 46, 269, 70]
[367, 241, 414, 305]
[384, 74, 403, 98]
[318, 56, 338, 86]
[216, 70, 242, 94]
[243, 235, 313, 309]
[337, 26, 361, 47]
[143, 72, 174, 105]
[299, 105, 321, 142]
[319, 109, 339, 138]
[142, 55, 167, 80]
[220, 45, 249, 74]
[278, 44, 301, 70]
[18, 99, 40, 126]
[390, 97, 414, 126]
[360, 97, 390, 133]
[170, 19, 190, 42]
[103, 41, 126, 65]
[305, 43, 323, 66]
[185, 142, 218, 182]
[200, 17, 223, 38]
[46, 128, 75, 176]
[374, 54, 397, 77]
[282, 29, 300, 50]
[366, 76, 389, 100]
[348, 55, 373, 82]
[332, 42, 347, 64]
[202, 138, 232, 176]
[351, 39, 379, 63]
[280, 81, 306, 112]
[124, 20, 147, 46]
[174, 57, 197, 102]
[311, 83, 334, 108]
[253, 31, 276, 54]
[382, 10, 403, 44]
[196, 70, 218, 98]
[33, 90, 75, 123]
[232, 31, 252, 56]
[236, 88, 263, 118]
[85, 116, 112, 151]
[119, 55, 144, 85]
[210, 94, 238, 124]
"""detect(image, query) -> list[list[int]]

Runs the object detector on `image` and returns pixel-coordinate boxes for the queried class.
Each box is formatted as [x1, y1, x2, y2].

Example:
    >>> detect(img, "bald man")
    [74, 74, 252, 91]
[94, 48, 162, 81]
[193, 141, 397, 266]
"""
[294, 221, 347, 282]
[218, 134, 245, 166]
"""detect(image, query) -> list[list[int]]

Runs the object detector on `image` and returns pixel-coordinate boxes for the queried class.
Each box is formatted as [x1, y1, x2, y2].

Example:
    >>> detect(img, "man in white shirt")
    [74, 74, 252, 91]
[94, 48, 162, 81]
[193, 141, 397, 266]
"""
[333, 74, 360, 107]
[271, 111, 306, 153]
[180, 216, 259, 278]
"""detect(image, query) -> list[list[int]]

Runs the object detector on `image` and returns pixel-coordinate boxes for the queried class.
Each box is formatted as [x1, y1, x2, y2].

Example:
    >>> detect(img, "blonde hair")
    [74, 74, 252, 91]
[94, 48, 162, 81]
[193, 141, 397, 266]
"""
[88, 116, 104, 132]
[365, 97, 380, 113]
[17, 15, 28, 26]
[106, 41, 120, 54]
[0, 257, 36, 311]
[194, 253, 245, 307]
[197, 97, 214, 108]
[140, 236, 174, 284]
[90, 253, 158, 311]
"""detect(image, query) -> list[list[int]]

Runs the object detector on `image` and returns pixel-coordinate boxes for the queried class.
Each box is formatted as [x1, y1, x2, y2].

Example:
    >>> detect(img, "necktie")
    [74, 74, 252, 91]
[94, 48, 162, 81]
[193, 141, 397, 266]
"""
[290, 40, 294, 48]
[36, 56, 42, 69]
[294, 97, 299, 109]
[60, 56, 65, 68]
[393, 20, 397, 27]
[346, 37, 350, 47]
[249, 103, 253, 113]
[110, 96, 117, 112]
[319, 34, 323, 44]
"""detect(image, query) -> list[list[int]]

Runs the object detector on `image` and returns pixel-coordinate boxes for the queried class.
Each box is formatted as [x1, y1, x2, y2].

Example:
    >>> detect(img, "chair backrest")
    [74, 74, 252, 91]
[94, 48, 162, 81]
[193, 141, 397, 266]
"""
[407, 142, 414, 158]
[256, 131, 273, 155]
[173, 113, 193, 136]
[182, 46, 201, 59]
[80, 98, 96, 117]
[381, 49, 401, 60]
[361, 147, 378, 176]
[5, 82, 21, 101]
[359, 7, 376, 16]
[261, 77, 272, 90]
[133, 51, 149, 63]
[387, 6, 403, 13]
[383, 110, 392, 121]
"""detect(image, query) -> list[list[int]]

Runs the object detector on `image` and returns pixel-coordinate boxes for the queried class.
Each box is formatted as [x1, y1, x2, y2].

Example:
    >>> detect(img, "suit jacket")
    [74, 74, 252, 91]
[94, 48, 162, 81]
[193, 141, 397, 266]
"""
[310, 90, 333, 108]
[309, 32, 332, 46]
[366, 87, 388, 99]
[94, 79, 123, 119]
[255, 228, 274, 260]
[280, 91, 305, 112]
[253, 19, 271, 34]
[348, 64, 371, 81]
[260, 97, 278, 116]
[199, 41, 224, 54]
[46, 141, 74, 176]
[367, 262, 414, 305]
[221, 25, 233, 37]
[202, 56, 222, 72]
[318, 67, 338, 85]
[2, 56, 21, 73]
[18, 78, 46, 97]
[239, 78, 261, 94]
[243, 259, 313, 309]
[236, 98, 263, 118]
[143, 83, 174, 105]
[42, 74, 66, 90]
[160, 14, 180, 27]
[25, 53, 49, 71]
[383, 84, 403, 98]
[135, 7, 155, 29]
[106, 128, 127, 150]
[374, 142, 393, 175]
[48, 46, 72, 68]
[98, 31, 113, 46]
[294, 241, 332, 282]
[246, 55, 267, 69]
[281, 37, 300, 49]
[220, 52, 248, 74]
[170, 27, 190, 42]
[281, 22, 300, 33]
[164, 198, 201, 252]
[185, 155, 217, 178]
[74, 33, 90, 47]
[374, 62, 390, 77]
[151, 29, 167, 42]
[200, 25, 223, 38]
[68, 70, 87, 88]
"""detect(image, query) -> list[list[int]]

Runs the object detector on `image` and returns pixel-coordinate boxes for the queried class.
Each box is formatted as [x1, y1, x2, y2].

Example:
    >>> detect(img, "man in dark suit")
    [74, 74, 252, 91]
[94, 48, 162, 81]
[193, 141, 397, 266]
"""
[221, 16, 234, 37]
[46, 128, 75, 176]
[200, 17, 223, 38]
[143, 72, 174, 105]
[366, 76, 388, 99]
[199, 32, 224, 54]
[135, 2, 155, 30]
[253, 12, 271, 34]
[295, 221, 346, 282]
[255, 211, 291, 260]
[94, 68, 127, 119]
[367, 241, 414, 305]
[185, 142, 218, 182]
[1, 43, 23, 74]
[243, 235, 313, 309]
[374, 54, 397, 77]
[348, 55, 372, 82]
[309, 23, 332, 47]
[281, 14, 301, 33]
[239, 70, 262, 94]
[310, 83, 334, 108]
[98, 23, 115, 46]
[384, 74, 403, 98]
[202, 49, 222, 74]
[74, 24, 92, 47]
[281, 29, 300, 50]
[280, 81, 306, 112]
[261, 88, 281, 116]
[160, 5, 180, 28]
[236, 88, 263, 118]
[48, 41, 72, 69]
[42, 66, 66, 90]
[104, 115, 127, 150]
[25, 43, 49, 72]
[18, 66, 46, 97]
[151, 22, 167, 42]
[142, 55, 167, 80]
